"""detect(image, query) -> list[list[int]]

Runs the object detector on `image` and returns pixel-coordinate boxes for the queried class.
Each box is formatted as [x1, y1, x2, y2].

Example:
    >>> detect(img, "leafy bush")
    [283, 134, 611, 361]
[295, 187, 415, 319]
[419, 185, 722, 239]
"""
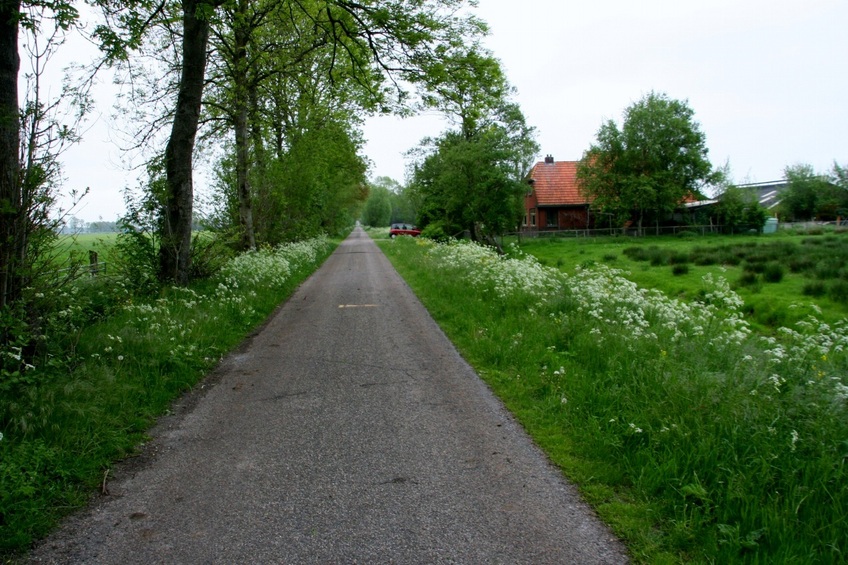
[623, 246, 649, 261]
[803, 281, 827, 297]
[830, 280, 848, 303]
[814, 259, 843, 280]
[672, 264, 689, 276]
[649, 249, 667, 266]
[762, 262, 785, 283]
[419, 222, 451, 242]
[737, 271, 759, 287]
[693, 253, 718, 266]
[669, 252, 690, 265]
[789, 256, 815, 273]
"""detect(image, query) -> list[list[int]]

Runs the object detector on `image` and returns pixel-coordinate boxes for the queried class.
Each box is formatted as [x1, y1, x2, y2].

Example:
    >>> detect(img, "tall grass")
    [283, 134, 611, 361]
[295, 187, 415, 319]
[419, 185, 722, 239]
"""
[381, 237, 848, 564]
[0, 237, 335, 554]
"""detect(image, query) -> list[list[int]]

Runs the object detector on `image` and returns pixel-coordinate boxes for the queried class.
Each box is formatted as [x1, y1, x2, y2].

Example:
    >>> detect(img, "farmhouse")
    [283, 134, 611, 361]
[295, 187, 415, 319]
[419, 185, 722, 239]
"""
[523, 156, 593, 232]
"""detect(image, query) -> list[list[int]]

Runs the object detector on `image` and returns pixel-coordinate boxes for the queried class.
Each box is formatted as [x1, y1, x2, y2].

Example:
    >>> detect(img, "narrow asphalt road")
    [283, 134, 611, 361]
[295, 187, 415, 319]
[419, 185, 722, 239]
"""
[28, 227, 628, 564]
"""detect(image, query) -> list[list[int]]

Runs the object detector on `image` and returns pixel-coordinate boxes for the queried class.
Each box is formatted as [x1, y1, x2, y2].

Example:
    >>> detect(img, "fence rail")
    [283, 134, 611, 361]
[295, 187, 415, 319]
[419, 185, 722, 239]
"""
[56, 250, 108, 277]
[508, 224, 737, 240]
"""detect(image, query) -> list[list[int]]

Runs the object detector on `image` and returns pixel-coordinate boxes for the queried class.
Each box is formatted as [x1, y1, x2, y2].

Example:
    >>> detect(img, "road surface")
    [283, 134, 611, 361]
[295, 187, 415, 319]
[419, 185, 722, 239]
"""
[28, 227, 628, 564]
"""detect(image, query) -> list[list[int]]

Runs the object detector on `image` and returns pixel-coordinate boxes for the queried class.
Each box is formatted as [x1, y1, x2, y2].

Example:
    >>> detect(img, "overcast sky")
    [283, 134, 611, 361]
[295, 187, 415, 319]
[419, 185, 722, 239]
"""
[55, 0, 847, 221]
[365, 0, 847, 185]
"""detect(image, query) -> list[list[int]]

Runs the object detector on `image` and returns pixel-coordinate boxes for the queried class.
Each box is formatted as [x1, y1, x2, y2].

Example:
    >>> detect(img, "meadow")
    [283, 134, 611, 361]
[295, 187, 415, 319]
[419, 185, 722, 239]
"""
[379, 233, 848, 564]
[518, 231, 848, 331]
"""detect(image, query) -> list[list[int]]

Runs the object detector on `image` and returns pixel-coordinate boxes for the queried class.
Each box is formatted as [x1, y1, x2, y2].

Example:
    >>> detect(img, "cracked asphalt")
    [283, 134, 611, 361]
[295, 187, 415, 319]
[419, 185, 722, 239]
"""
[27, 227, 628, 564]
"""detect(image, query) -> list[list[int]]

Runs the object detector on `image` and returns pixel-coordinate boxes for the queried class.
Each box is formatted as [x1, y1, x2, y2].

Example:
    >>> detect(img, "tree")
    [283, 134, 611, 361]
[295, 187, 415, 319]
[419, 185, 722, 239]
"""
[715, 185, 768, 233]
[157, 0, 222, 285]
[408, 48, 537, 250]
[361, 183, 392, 227]
[0, 0, 21, 311]
[781, 164, 830, 221]
[410, 115, 537, 248]
[1, 0, 80, 311]
[1, 0, 87, 363]
[577, 91, 718, 234]
[155, 0, 484, 281]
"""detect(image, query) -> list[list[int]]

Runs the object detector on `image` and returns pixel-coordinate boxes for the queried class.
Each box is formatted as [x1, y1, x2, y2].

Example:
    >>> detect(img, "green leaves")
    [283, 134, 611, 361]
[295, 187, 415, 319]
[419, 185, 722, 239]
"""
[578, 91, 717, 231]
[408, 47, 537, 245]
[781, 163, 847, 221]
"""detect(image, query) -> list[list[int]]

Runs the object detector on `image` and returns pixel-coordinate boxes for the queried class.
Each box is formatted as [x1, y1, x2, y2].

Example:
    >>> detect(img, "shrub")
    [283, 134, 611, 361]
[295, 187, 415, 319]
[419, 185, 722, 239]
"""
[602, 254, 618, 263]
[830, 280, 848, 303]
[419, 222, 451, 242]
[803, 281, 827, 297]
[672, 264, 689, 276]
[669, 253, 690, 265]
[814, 259, 842, 280]
[737, 271, 759, 287]
[623, 246, 648, 261]
[721, 253, 742, 266]
[762, 262, 785, 283]
[693, 253, 717, 266]
[789, 257, 815, 273]
[648, 248, 667, 266]
[742, 261, 764, 274]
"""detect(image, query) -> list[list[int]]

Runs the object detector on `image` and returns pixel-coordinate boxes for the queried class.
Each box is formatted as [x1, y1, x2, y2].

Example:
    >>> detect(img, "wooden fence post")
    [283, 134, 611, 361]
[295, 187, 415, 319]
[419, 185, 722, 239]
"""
[89, 250, 98, 276]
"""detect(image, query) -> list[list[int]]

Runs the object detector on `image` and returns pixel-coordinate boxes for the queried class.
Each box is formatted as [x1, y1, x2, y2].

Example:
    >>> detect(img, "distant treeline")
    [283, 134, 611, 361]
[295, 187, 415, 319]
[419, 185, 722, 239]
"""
[61, 219, 120, 234]
[61, 218, 207, 234]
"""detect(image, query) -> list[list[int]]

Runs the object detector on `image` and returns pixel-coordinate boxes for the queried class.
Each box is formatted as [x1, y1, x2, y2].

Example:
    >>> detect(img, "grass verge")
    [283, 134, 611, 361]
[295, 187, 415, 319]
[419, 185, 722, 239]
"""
[380, 236, 848, 564]
[0, 237, 336, 556]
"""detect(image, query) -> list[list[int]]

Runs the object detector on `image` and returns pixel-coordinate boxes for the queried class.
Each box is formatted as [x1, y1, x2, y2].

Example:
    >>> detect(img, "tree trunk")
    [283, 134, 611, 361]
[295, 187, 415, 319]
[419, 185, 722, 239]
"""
[161, 0, 211, 284]
[0, 0, 21, 310]
[235, 102, 255, 250]
[233, 0, 255, 251]
[249, 79, 268, 243]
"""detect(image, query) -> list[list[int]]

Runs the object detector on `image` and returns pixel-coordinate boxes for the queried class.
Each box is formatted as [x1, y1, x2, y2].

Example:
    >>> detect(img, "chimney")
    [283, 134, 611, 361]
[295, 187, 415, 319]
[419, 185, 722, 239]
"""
[544, 155, 554, 164]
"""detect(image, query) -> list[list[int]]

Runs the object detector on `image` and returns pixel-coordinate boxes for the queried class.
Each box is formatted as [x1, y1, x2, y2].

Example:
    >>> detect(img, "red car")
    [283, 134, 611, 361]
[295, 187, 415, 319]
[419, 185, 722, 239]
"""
[389, 223, 421, 238]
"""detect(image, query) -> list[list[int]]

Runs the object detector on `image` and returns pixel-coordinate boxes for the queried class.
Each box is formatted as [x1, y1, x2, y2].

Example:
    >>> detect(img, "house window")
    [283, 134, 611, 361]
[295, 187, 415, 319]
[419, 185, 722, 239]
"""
[546, 210, 558, 228]
[522, 213, 527, 227]
[530, 209, 536, 227]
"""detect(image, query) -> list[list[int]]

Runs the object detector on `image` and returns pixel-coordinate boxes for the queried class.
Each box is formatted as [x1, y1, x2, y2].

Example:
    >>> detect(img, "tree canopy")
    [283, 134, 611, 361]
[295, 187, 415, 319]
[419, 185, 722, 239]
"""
[781, 163, 848, 221]
[407, 47, 537, 248]
[577, 91, 718, 233]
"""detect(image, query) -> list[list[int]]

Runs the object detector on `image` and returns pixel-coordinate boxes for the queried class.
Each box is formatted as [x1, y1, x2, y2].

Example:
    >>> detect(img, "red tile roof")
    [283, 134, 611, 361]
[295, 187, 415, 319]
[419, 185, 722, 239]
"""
[528, 160, 588, 206]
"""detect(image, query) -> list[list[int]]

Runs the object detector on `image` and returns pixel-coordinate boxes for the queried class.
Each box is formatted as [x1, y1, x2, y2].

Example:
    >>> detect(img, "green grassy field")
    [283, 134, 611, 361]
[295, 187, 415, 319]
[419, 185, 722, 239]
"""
[380, 235, 848, 564]
[53, 233, 118, 264]
[517, 231, 848, 331]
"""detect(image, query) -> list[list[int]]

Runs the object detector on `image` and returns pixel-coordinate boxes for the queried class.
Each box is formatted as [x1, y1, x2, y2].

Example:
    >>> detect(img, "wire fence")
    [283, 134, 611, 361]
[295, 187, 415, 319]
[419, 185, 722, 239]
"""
[502, 220, 847, 245]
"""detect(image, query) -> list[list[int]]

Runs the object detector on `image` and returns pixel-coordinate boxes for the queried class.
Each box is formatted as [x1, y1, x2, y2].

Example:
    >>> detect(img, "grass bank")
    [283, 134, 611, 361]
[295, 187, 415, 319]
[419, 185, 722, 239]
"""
[0, 237, 336, 555]
[380, 236, 848, 564]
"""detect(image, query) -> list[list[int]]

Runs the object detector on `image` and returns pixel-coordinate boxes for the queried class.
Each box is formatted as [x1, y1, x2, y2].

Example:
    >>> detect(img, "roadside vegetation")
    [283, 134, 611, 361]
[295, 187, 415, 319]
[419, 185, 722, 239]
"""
[0, 237, 335, 554]
[380, 234, 848, 564]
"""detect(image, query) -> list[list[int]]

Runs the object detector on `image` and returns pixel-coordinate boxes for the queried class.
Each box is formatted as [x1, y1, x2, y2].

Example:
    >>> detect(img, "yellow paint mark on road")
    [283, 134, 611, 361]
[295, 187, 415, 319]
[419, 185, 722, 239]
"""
[338, 304, 378, 309]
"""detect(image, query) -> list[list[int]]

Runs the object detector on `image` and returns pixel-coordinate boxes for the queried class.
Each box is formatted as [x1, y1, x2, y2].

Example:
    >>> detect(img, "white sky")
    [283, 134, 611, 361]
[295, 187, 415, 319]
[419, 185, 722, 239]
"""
[50, 0, 848, 221]
[365, 0, 848, 186]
